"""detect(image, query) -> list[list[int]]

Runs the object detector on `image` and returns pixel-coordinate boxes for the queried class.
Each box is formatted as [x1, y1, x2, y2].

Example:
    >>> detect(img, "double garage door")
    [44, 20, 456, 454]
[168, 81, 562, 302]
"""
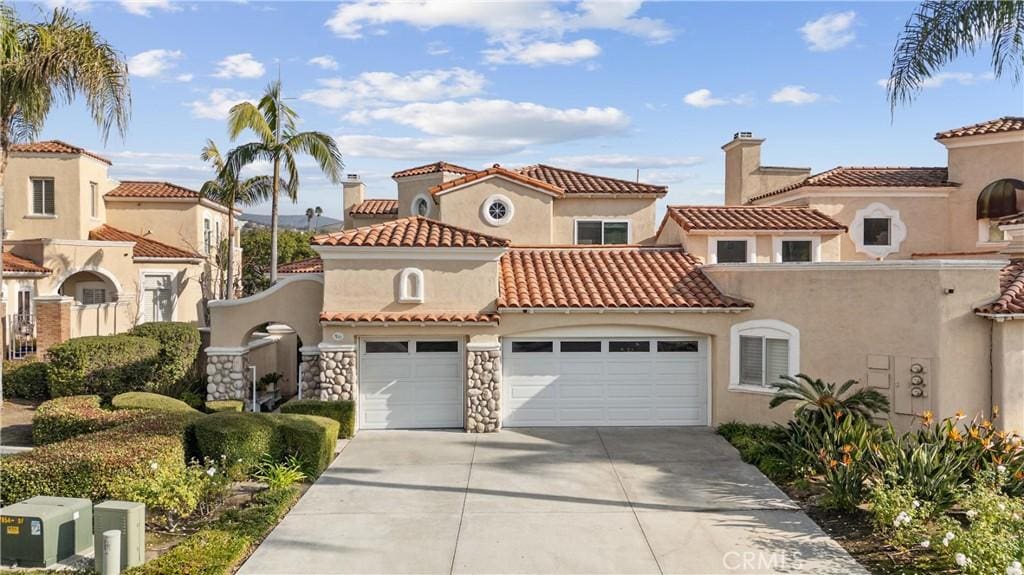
[358, 336, 708, 429]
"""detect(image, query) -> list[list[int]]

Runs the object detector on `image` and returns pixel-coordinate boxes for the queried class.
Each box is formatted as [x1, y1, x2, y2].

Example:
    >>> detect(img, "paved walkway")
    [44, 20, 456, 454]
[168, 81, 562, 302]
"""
[239, 427, 867, 574]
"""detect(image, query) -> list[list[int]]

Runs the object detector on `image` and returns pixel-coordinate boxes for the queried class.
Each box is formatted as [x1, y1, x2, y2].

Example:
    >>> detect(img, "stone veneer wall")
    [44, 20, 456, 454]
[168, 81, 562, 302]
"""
[206, 354, 248, 401]
[466, 347, 501, 433]
[315, 348, 357, 401]
[298, 352, 320, 399]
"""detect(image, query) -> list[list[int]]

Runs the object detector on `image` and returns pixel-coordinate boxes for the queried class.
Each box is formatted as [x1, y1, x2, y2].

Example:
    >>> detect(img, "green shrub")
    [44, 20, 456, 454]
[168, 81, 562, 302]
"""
[193, 412, 281, 477]
[110, 457, 230, 531]
[928, 477, 1024, 575]
[128, 322, 201, 396]
[205, 400, 243, 413]
[274, 414, 338, 476]
[867, 482, 937, 548]
[46, 335, 161, 400]
[112, 392, 199, 413]
[254, 456, 306, 491]
[769, 373, 890, 425]
[280, 399, 355, 438]
[32, 395, 142, 445]
[789, 411, 883, 510]
[717, 422, 801, 482]
[2, 359, 50, 400]
[1, 411, 200, 505]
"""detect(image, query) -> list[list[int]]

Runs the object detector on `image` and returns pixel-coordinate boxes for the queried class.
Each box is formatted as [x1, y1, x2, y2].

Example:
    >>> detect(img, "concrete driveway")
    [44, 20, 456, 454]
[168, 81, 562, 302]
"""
[239, 428, 866, 575]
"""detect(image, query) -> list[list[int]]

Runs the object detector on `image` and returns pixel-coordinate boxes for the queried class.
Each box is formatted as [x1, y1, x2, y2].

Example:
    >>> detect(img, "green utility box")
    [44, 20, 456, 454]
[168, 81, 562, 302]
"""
[1, 502, 77, 567]
[23, 496, 93, 556]
[94, 500, 146, 573]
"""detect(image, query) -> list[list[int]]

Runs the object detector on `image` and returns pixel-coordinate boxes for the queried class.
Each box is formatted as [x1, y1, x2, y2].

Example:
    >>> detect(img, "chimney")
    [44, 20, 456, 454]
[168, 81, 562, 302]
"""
[722, 132, 764, 206]
[342, 174, 365, 225]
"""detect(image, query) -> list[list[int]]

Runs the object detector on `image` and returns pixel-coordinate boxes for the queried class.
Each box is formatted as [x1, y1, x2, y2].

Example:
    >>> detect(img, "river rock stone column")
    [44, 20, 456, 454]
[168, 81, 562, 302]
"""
[206, 353, 246, 401]
[316, 345, 357, 401]
[466, 346, 501, 433]
[299, 349, 320, 399]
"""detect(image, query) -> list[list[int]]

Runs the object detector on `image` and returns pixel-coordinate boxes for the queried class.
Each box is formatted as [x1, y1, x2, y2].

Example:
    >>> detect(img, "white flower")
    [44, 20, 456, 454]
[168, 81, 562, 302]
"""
[1007, 561, 1022, 575]
[919, 540, 930, 549]
[998, 503, 1007, 512]
[997, 465, 1007, 474]
[966, 509, 979, 519]
[894, 511, 912, 527]
[942, 532, 955, 546]
[954, 553, 968, 567]
[150, 462, 159, 470]
[206, 467, 216, 477]
[912, 500, 921, 509]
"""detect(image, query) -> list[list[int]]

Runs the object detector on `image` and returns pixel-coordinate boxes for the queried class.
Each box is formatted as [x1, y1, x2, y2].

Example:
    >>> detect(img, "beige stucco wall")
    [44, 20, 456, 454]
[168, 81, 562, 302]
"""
[209, 275, 324, 347]
[396, 175, 440, 218]
[436, 179, 552, 243]
[993, 319, 1024, 434]
[945, 138, 1024, 252]
[551, 197, 659, 244]
[677, 232, 842, 264]
[3, 154, 114, 241]
[105, 200, 232, 256]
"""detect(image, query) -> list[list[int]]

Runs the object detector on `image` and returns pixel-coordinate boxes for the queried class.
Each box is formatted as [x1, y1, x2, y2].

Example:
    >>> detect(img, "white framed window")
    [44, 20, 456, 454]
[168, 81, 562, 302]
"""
[398, 267, 424, 303]
[76, 281, 109, 305]
[772, 236, 820, 263]
[203, 217, 212, 255]
[850, 203, 906, 259]
[482, 194, 514, 226]
[730, 319, 799, 393]
[16, 286, 32, 317]
[30, 178, 55, 215]
[141, 273, 174, 323]
[90, 182, 99, 218]
[978, 219, 1009, 244]
[708, 236, 756, 263]
[411, 194, 431, 218]
[574, 220, 631, 245]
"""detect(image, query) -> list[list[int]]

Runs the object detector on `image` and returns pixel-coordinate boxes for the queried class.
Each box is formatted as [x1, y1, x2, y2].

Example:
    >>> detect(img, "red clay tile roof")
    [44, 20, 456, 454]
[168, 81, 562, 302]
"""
[2, 252, 50, 274]
[349, 199, 399, 216]
[89, 224, 201, 260]
[667, 205, 846, 232]
[278, 257, 323, 274]
[320, 311, 499, 324]
[747, 166, 955, 204]
[311, 216, 511, 248]
[998, 212, 1024, 226]
[516, 164, 667, 196]
[392, 161, 477, 179]
[498, 247, 750, 310]
[976, 260, 1024, 316]
[106, 181, 201, 199]
[8, 140, 112, 165]
[936, 117, 1024, 140]
[429, 165, 565, 197]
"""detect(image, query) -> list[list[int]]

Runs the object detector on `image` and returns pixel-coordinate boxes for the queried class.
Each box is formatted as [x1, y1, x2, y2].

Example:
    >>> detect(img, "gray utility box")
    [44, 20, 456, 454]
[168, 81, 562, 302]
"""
[94, 500, 146, 573]
[1, 502, 78, 567]
[22, 496, 93, 556]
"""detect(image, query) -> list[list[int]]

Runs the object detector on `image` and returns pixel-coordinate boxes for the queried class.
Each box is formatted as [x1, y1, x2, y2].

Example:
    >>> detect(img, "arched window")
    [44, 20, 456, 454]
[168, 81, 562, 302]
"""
[411, 194, 431, 218]
[729, 319, 800, 392]
[399, 268, 424, 303]
[977, 179, 1024, 220]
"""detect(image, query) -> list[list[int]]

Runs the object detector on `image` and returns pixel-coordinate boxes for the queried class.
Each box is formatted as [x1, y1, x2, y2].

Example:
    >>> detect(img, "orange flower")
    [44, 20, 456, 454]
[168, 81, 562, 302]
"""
[955, 411, 966, 421]
[949, 428, 963, 442]
[841, 453, 852, 467]
[969, 427, 981, 440]
[841, 443, 855, 454]
[919, 410, 934, 426]
[828, 458, 839, 469]
[981, 420, 993, 430]
[1015, 470, 1024, 481]
[992, 405, 1000, 419]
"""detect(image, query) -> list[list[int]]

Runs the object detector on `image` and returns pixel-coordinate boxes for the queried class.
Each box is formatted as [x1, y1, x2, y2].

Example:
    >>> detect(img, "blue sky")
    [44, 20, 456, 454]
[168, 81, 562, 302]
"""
[24, 1, 1024, 218]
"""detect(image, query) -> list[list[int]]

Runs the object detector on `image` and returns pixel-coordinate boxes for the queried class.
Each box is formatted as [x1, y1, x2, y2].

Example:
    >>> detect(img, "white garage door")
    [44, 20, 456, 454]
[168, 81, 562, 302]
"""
[359, 339, 463, 429]
[503, 337, 708, 427]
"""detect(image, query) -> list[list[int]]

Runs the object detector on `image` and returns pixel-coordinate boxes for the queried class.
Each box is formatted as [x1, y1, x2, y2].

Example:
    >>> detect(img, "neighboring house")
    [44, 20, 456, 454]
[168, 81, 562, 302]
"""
[1, 140, 240, 359]
[208, 117, 1024, 435]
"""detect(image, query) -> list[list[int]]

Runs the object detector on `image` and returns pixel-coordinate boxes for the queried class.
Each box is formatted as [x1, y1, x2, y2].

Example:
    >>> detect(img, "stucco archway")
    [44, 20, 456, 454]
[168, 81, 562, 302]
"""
[208, 274, 324, 349]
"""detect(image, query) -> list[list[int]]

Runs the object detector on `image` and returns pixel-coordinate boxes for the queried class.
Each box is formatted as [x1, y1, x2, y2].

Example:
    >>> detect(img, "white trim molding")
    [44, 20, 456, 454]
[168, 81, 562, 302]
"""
[708, 236, 756, 264]
[138, 269, 179, 322]
[850, 202, 907, 260]
[398, 267, 425, 303]
[411, 193, 432, 217]
[772, 236, 821, 263]
[205, 346, 247, 356]
[482, 194, 514, 226]
[48, 265, 125, 297]
[434, 173, 562, 199]
[729, 319, 800, 394]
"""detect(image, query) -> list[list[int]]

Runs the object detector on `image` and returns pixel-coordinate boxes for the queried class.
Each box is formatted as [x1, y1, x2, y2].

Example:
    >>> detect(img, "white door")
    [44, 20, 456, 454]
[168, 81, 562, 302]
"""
[142, 274, 173, 322]
[503, 337, 708, 427]
[359, 339, 463, 429]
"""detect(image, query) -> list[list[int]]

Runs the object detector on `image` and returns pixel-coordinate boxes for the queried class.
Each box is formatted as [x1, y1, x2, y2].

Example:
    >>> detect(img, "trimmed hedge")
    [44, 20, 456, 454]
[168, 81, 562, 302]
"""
[206, 400, 244, 413]
[33, 395, 142, 445]
[2, 359, 50, 400]
[128, 322, 201, 394]
[112, 392, 199, 413]
[47, 335, 161, 400]
[1, 411, 200, 505]
[280, 399, 355, 438]
[276, 414, 339, 476]
[193, 412, 338, 477]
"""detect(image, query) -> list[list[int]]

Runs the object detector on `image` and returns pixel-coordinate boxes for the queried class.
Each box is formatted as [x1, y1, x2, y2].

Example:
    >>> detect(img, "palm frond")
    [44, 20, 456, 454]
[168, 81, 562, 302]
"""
[285, 130, 344, 184]
[227, 100, 273, 143]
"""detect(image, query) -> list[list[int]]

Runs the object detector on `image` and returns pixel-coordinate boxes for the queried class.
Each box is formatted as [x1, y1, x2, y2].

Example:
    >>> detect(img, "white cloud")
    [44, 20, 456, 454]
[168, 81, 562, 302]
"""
[175, 73, 194, 82]
[346, 99, 629, 144]
[549, 154, 703, 169]
[43, 0, 91, 11]
[308, 55, 339, 70]
[770, 85, 821, 105]
[800, 11, 856, 52]
[682, 88, 751, 108]
[300, 68, 485, 109]
[336, 134, 521, 159]
[120, 0, 180, 16]
[213, 53, 265, 79]
[128, 49, 184, 78]
[187, 89, 251, 120]
[484, 39, 601, 66]
[876, 71, 996, 89]
[426, 41, 451, 56]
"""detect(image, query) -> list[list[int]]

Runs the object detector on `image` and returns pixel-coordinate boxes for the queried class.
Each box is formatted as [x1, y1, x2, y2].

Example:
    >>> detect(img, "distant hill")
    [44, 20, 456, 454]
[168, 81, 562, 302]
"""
[239, 213, 343, 232]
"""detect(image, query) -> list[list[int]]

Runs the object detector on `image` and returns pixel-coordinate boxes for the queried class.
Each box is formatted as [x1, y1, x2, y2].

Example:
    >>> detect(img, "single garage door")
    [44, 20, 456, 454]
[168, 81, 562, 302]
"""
[503, 337, 708, 427]
[359, 339, 463, 429]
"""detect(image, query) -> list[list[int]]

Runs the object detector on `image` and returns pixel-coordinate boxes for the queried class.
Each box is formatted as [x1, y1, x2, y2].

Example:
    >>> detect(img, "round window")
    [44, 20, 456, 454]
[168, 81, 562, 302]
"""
[413, 197, 430, 217]
[482, 195, 514, 226]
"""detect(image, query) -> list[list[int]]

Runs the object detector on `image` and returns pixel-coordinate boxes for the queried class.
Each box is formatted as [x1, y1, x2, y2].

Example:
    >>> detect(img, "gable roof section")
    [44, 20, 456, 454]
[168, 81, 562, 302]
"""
[747, 166, 956, 204]
[392, 161, 477, 179]
[311, 216, 511, 248]
[3, 251, 50, 274]
[498, 247, 750, 310]
[278, 256, 323, 274]
[9, 140, 112, 165]
[349, 199, 399, 216]
[976, 260, 1024, 317]
[516, 164, 667, 196]
[89, 224, 201, 260]
[107, 180, 201, 199]
[936, 116, 1024, 140]
[667, 205, 846, 232]
[429, 165, 565, 197]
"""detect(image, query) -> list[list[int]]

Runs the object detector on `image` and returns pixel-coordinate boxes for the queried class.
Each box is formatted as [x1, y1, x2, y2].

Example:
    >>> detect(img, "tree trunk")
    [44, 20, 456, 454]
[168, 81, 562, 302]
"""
[269, 154, 280, 285]
[225, 200, 236, 300]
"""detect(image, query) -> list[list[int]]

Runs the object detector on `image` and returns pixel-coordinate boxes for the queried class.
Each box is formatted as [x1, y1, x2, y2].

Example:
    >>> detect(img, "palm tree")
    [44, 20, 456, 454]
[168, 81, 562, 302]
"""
[314, 206, 322, 231]
[199, 139, 274, 299]
[226, 80, 343, 284]
[769, 374, 890, 422]
[887, 1, 1024, 110]
[0, 4, 131, 226]
[305, 207, 314, 232]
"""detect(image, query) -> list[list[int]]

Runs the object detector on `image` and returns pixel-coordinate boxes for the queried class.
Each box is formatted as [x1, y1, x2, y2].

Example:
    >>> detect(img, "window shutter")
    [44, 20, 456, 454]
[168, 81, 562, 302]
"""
[765, 338, 790, 387]
[143, 274, 172, 322]
[33, 180, 44, 214]
[82, 288, 106, 305]
[739, 335, 764, 386]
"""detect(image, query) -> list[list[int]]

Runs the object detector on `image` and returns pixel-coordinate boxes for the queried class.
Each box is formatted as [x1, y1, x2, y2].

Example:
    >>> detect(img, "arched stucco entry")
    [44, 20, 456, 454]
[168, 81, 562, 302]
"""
[208, 274, 323, 349]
